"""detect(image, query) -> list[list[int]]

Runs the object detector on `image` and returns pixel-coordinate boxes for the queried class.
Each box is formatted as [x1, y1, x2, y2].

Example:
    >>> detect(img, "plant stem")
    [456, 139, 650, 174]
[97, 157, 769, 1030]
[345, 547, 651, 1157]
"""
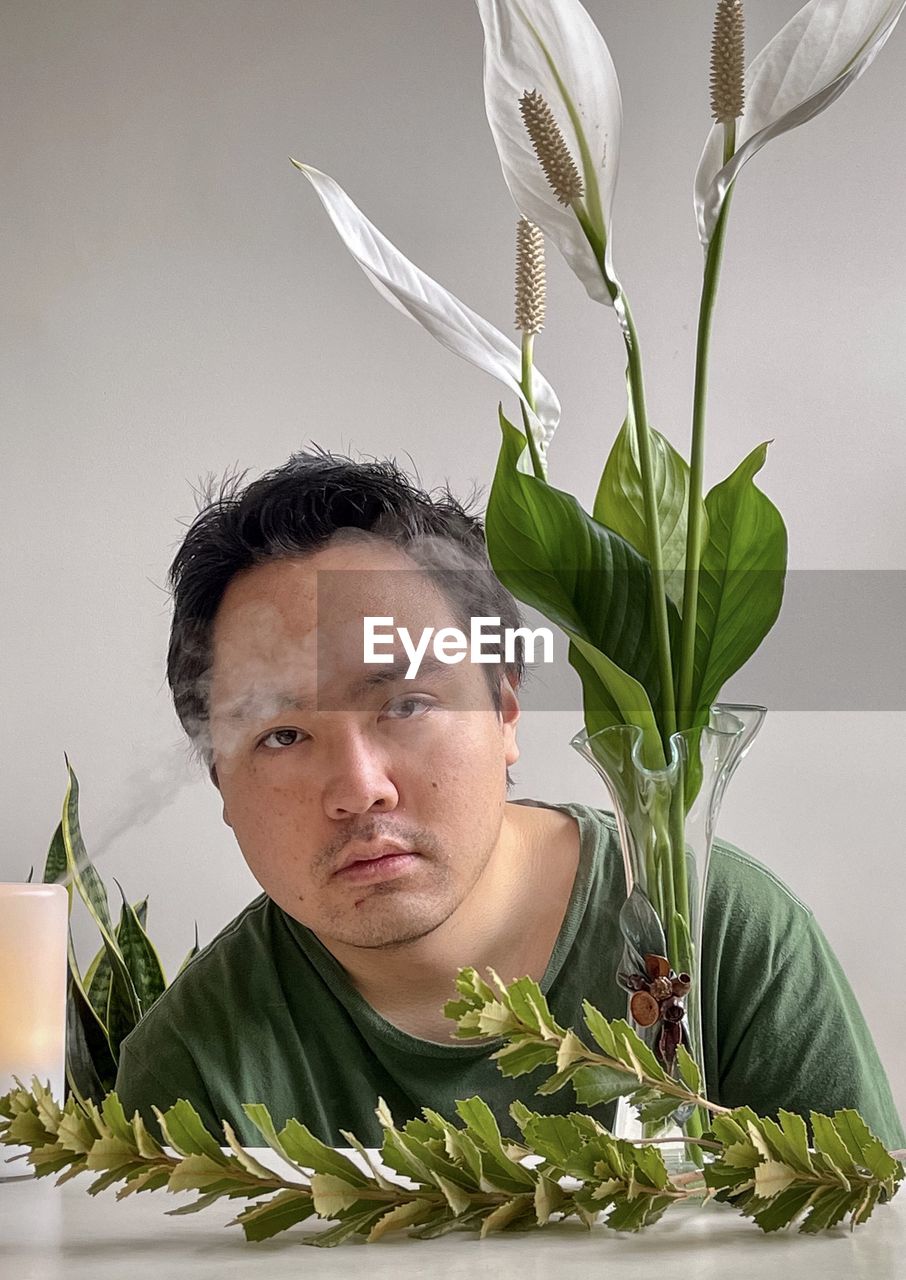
[572, 202, 677, 749]
[633, 1135, 721, 1152]
[620, 294, 678, 749]
[677, 120, 737, 728]
[520, 332, 546, 481]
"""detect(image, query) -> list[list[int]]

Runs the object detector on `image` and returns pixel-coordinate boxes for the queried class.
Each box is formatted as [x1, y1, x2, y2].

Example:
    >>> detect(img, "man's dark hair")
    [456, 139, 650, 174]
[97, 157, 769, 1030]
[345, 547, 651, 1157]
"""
[166, 446, 527, 789]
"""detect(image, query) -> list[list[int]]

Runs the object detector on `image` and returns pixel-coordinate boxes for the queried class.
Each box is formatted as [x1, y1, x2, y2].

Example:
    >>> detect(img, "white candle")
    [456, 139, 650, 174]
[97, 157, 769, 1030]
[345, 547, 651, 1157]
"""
[0, 884, 68, 1102]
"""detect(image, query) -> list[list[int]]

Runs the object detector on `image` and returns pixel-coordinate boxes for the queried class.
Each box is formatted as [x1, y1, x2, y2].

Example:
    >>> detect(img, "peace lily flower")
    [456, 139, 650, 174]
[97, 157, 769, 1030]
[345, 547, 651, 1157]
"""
[680, 0, 906, 728]
[290, 162, 561, 474]
[475, 0, 622, 306]
[695, 0, 906, 248]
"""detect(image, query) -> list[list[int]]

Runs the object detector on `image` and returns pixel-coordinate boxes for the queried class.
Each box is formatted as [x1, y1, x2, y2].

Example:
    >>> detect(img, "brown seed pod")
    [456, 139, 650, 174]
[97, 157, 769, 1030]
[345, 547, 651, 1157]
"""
[630, 990, 660, 1027]
[644, 953, 671, 980]
[661, 996, 685, 1024]
[671, 973, 692, 997]
[649, 975, 673, 1002]
[619, 971, 650, 992]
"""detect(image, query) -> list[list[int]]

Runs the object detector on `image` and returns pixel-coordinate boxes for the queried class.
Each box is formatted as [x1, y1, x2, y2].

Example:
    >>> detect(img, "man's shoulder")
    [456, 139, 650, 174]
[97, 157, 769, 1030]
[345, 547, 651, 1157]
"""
[708, 834, 812, 917]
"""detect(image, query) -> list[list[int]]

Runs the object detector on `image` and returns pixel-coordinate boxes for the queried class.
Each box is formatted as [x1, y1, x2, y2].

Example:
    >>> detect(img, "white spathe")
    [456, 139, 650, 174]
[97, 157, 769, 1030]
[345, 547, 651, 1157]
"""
[292, 163, 560, 474]
[476, 0, 622, 304]
[695, 0, 906, 248]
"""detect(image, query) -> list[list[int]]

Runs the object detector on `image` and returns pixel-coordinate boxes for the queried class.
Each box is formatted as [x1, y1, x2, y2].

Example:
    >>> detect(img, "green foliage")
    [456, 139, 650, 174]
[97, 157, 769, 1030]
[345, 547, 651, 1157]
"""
[38, 759, 198, 1103]
[486, 407, 671, 764]
[3, 971, 899, 1246]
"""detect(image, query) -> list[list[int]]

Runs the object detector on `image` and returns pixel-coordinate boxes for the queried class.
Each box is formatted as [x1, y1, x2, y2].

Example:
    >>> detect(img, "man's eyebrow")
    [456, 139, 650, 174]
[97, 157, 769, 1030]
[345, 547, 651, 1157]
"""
[226, 653, 455, 722]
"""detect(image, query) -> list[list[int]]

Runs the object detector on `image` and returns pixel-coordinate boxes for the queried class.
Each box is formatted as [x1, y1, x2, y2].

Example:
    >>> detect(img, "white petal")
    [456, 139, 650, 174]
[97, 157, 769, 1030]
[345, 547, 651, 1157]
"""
[476, 0, 622, 304]
[293, 162, 560, 464]
[695, 0, 906, 247]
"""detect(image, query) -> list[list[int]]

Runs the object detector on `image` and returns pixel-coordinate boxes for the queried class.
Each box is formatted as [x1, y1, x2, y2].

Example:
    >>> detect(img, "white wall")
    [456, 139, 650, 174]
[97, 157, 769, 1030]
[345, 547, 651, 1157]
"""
[2, 1, 904, 1120]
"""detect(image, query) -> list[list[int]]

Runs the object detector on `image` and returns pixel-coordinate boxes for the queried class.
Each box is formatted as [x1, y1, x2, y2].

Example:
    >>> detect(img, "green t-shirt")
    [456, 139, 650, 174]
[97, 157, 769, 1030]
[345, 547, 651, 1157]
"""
[115, 800, 905, 1150]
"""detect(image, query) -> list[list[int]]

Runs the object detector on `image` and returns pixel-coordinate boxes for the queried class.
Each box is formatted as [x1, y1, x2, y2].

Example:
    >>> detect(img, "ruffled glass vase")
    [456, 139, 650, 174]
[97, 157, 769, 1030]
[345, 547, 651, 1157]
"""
[570, 703, 766, 1173]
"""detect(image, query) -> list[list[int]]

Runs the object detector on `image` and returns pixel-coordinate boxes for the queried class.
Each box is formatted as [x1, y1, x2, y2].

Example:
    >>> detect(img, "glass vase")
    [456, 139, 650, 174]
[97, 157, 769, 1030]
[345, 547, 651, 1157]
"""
[570, 703, 766, 1173]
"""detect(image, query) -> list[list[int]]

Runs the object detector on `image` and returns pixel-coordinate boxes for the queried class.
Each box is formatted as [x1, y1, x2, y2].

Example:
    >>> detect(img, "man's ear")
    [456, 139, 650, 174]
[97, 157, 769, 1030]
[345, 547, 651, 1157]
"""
[499, 672, 521, 768]
[209, 762, 234, 829]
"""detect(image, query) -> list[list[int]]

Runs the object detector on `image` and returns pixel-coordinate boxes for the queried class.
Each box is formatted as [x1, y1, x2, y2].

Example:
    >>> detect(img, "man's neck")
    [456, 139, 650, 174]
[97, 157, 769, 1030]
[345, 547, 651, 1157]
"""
[317, 801, 581, 1042]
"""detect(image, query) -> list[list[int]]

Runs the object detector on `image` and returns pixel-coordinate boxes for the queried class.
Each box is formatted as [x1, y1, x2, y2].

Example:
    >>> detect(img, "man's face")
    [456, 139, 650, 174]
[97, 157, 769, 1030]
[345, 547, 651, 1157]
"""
[207, 538, 520, 950]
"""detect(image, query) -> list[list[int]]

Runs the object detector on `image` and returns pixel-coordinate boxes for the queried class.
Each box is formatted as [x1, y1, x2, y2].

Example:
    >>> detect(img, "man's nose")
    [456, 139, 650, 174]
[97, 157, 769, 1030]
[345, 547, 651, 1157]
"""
[322, 728, 399, 818]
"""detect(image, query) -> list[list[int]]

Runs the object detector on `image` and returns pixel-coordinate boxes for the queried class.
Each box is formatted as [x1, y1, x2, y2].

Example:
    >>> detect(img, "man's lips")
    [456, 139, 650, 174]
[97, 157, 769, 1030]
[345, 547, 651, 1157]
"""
[333, 841, 421, 880]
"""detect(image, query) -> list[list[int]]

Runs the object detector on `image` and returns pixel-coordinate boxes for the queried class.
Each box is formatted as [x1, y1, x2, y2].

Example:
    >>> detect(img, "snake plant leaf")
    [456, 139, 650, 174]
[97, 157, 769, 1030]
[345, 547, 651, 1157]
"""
[84, 898, 149, 1021]
[476, 0, 622, 303]
[486, 406, 674, 727]
[292, 162, 560, 471]
[66, 970, 116, 1103]
[689, 442, 787, 728]
[593, 375, 708, 613]
[695, 0, 906, 248]
[177, 923, 201, 977]
[41, 821, 69, 899]
[112, 883, 166, 1016]
[61, 758, 140, 1025]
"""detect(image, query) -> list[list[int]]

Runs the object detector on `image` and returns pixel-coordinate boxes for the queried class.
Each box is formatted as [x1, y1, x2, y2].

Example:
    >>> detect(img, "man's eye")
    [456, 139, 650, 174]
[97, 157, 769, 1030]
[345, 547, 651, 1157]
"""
[385, 697, 432, 719]
[261, 729, 306, 749]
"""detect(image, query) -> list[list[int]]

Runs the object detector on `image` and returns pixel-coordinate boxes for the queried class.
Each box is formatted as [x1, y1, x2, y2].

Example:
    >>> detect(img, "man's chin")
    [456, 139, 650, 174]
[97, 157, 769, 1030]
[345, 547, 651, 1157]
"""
[329, 895, 457, 950]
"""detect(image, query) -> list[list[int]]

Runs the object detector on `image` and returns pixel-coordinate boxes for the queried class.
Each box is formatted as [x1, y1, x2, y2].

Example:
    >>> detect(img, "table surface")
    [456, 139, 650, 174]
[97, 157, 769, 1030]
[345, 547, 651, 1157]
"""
[2, 1148, 904, 1279]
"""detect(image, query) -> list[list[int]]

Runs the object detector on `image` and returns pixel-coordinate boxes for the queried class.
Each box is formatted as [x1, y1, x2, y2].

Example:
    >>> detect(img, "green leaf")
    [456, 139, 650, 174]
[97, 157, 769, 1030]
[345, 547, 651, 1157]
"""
[486, 406, 677, 730]
[831, 1110, 900, 1180]
[581, 1001, 619, 1058]
[631, 1144, 670, 1190]
[491, 1037, 559, 1078]
[753, 1158, 798, 1200]
[42, 821, 69, 894]
[690, 442, 787, 724]
[233, 1189, 316, 1241]
[435, 1174, 473, 1216]
[242, 1103, 306, 1175]
[498, 975, 564, 1039]
[60, 759, 141, 1032]
[674, 1044, 703, 1095]
[153, 1100, 228, 1163]
[177, 924, 200, 977]
[65, 970, 117, 1103]
[810, 1111, 857, 1175]
[605, 1192, 674, 1231]
[611, 1020, 669, 1084]
[517, 1113, 584, 1171]
[112, 885, 167, 1015]
[479, 1192, 535, 1236]
[764, 1110, 814, 1174]
[303, 1205, 388, 1248]
[594, 382, 706, 613]
[166, 1154, 240, 1194]
[453, 1097, 535, 1190]
[309, 1172, 370, 1218]
[751, 1182, 817, 1232]
[570, 1063, 636, 1107]
[566, 633, 665, 768]
[367, 1198, 436, 1241]
[799, 1186, 857, 1233]
[100, 1094, 136, 1146]
[278, 1118, 369, 1185]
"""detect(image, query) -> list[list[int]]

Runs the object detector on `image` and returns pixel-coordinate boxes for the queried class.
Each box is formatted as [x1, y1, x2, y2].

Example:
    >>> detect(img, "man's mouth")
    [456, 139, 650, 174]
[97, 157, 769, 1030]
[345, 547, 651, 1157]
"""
[333, 841, 422, 884]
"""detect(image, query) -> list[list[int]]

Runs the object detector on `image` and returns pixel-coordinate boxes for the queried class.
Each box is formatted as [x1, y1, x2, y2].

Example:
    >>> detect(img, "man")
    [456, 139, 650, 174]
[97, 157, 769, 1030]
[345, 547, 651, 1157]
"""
[116, 449, 905, 1150]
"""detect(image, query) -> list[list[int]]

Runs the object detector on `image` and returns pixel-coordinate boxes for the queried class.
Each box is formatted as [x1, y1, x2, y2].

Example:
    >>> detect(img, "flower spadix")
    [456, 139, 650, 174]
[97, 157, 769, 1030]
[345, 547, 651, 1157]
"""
[695, 0, 906, 248]
[476, 0, 622, 304]
[291, 162, 560, 470]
